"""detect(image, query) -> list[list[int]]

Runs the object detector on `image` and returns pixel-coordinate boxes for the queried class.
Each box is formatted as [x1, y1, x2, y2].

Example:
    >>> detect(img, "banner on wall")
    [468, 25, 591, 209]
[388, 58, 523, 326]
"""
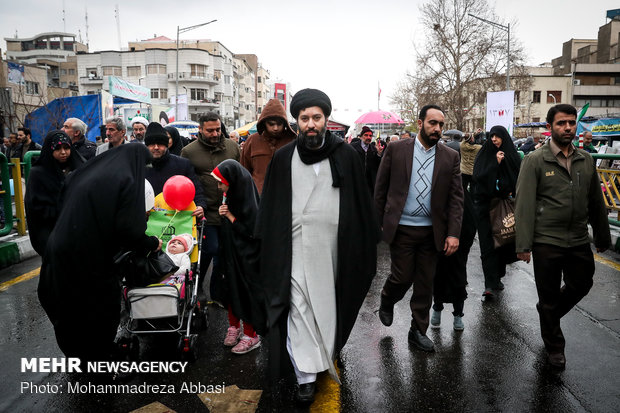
[109, 76, 151, 104]
[578, 118, 620, 136]
[486, 91, 515, 136]
[7, 62, 25, 85]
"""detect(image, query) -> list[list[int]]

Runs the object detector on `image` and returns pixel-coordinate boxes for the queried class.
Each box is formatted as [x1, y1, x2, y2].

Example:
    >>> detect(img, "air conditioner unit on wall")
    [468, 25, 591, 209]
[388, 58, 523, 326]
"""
[573, 79, 581, 85]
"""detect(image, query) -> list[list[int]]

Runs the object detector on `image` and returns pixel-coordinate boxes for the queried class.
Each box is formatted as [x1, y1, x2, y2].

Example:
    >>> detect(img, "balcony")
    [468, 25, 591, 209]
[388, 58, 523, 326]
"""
[79, 76, 103, 84]
[573, 85, 620, 96]
[188, 98, 222, 107]
[168, 72, 218, 84]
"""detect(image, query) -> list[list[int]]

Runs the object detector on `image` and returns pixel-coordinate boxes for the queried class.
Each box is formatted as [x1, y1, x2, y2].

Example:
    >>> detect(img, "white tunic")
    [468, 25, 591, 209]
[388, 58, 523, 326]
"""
[287, 148, 340, 382]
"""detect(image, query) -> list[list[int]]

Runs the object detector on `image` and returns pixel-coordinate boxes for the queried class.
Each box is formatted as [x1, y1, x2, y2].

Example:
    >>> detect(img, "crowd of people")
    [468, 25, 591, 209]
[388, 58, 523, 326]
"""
[16, 94, 611, 405]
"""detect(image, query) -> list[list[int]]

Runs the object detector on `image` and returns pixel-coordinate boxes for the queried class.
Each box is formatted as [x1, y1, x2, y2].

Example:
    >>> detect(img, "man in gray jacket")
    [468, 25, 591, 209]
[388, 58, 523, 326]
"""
[515, 104, 610, 369]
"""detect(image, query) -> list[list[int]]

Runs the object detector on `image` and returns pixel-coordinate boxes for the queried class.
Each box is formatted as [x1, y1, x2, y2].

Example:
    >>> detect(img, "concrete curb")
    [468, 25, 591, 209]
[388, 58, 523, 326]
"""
[0, 233, 36, 269]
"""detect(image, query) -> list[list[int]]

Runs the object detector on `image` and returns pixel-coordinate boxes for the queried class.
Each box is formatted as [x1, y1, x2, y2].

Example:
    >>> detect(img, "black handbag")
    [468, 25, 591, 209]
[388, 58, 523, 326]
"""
[489, 197, 516, 249]
[114, 249, 179, 287]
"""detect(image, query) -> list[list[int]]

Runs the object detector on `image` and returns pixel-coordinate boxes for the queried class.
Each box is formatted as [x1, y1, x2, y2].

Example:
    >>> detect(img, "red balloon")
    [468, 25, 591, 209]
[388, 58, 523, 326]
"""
[163, 175, 195, 210]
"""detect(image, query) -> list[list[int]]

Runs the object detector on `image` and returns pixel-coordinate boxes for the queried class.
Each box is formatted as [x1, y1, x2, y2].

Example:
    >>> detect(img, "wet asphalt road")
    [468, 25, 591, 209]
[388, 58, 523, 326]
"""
[0, 239, 619, 412]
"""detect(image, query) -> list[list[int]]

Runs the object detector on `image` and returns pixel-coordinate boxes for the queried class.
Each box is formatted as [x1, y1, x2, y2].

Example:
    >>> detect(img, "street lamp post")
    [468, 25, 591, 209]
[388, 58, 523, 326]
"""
[548, 93, 557, 105]
[468, 13, 510, 91]
[176, 19, 217, 121]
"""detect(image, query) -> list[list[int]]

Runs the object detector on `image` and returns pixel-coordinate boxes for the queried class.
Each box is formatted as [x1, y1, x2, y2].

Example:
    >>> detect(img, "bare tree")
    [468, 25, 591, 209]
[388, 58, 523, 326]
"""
[391, 0, 531, 131]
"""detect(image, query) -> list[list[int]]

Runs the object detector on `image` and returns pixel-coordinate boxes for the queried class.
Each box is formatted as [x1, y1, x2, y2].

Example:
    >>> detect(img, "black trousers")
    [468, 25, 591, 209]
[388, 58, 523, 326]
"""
[381, 226, 437, 334]
[532, 243, 595, 353]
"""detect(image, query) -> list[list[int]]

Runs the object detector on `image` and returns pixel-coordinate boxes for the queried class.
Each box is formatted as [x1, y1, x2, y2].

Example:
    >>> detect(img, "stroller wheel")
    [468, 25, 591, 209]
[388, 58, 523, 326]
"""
[191, 304, 209, 331]
[179, 334, 199, 362]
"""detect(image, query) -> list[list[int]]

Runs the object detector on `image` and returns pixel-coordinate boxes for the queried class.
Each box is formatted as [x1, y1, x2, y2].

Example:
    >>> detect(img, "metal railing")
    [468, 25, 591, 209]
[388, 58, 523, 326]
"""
[0, 154, 27, 236]
[593, 153, 620, 223]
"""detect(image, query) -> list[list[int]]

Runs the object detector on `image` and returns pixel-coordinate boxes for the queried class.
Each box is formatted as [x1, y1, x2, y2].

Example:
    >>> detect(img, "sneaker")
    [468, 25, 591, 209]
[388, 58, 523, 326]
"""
[495, 281, 505, 291]
[430, 310, 442, 328]
[231, 335, 261, 354]
[223, 326, 242, 347]
[482, 288, 494, 298]
[453, 315, 464, 331]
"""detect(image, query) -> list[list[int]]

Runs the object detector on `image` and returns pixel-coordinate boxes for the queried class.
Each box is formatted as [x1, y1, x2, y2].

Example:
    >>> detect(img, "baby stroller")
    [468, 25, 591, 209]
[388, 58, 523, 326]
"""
[119, 194, 208, 361]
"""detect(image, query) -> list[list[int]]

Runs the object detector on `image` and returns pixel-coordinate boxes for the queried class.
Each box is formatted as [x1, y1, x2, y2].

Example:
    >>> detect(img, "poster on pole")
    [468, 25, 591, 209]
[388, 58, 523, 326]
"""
[169, 94, 188, 122]
[486, 91, 514, 136]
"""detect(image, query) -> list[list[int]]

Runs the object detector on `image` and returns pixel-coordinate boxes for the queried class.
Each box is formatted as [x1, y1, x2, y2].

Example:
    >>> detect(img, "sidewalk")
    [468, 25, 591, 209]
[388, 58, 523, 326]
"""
[0, 232, 36, 268]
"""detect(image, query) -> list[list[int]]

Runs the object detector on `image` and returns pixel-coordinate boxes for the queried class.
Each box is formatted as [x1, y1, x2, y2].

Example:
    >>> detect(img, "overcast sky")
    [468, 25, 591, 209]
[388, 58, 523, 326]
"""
[1, 0, 618, 125]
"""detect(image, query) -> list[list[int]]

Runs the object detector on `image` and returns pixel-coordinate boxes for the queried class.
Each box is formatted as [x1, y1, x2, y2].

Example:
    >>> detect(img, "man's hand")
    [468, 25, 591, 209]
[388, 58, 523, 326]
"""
[155, 238, 163, 252]
[443, 237, 459, 256]
[376, 140, 384, 155]
[192, 206, 204, 219]
[517, 252, 531, 263]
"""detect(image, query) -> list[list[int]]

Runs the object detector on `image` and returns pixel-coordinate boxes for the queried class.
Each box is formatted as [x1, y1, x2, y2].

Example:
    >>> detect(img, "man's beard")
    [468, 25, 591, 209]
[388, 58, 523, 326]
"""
[203, 133, 222, 145]
[419, 126, 440, 148]
[299, 126, 327, 150]
[551, 130, 574, 147]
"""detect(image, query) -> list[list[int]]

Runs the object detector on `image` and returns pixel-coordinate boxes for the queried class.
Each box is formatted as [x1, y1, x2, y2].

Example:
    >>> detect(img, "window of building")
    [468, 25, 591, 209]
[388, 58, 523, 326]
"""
[532, 117, 540, 122]
[87, 68, 98, 78]
[68, 68, 75, 75]
[514, 90, 520, 103]
[224, 75, 231, 85]
[190, 64, 207, 77]
[190, 88, 207, 101]
[150, 88, 168, 99]
[127, 66, 142, 77]
[258, 76, 262, 83]
[103, 66, 122, 76]
[146, 64, 166, 75]
[60, 69, 67, 76]
[87, 90, 96, 95]
[257, 91, 262, 98]
[61, 82, 67, 88]
[547, 91, 561, 104]
[532, 91, 541, 103]
[25, 81, 40, 95]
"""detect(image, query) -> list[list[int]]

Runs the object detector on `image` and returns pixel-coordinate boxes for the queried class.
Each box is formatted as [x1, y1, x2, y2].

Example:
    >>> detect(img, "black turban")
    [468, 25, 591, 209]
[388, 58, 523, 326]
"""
[290, 88, 332, 119]
[144, 122, 169, 146]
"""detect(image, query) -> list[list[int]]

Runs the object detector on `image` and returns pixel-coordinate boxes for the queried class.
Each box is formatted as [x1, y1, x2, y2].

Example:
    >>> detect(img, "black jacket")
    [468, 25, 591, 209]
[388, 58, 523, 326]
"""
[350, 139, 382, 195]
[145, 150, 207, 209]
[72, 136, 97, 160]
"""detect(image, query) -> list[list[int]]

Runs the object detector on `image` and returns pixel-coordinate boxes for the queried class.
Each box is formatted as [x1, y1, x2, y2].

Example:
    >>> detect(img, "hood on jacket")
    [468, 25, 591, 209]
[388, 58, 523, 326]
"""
[256, 99, 296, 140]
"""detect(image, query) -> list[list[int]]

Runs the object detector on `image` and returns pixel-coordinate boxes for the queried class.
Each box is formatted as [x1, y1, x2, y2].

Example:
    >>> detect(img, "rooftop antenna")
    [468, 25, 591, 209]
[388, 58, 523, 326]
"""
[115, 4, 121, 50]
[85, 6, 90, 48]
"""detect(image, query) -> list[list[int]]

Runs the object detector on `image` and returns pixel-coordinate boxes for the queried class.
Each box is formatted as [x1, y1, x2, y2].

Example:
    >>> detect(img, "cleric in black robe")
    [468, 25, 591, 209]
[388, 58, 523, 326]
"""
[25, 130, 85, 256]
[472, 125, 522, 296]
[38, 144, 160, 362]
[255, 88, 380, 399]
[212, 159, 265, 336]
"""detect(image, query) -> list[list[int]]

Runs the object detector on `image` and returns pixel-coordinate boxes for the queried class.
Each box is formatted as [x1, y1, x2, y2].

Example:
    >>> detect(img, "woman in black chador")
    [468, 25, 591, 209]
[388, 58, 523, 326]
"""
[472, 125, 521, 298]
[211, 159, 264, 355]
[25, 130, 84, 256]
[38, 144, 161, 362]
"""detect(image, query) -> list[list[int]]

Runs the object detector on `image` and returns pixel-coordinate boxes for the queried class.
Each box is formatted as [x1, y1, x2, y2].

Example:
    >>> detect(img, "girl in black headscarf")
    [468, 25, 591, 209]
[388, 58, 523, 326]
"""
[25, 130, 85, 256]
[472, 125, 521, 298]
[165, 125, 184, 156]
[211, 159, 264, 354]
[38, 144, 161, 362]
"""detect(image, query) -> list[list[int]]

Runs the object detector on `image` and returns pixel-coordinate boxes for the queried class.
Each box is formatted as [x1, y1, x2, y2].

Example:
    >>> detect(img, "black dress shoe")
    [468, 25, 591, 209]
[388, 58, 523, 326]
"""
[548, 352, 566, 369]
[408, 328, 435, 352]
[296, 382, 316, 404]
[378, 304, 394, 326]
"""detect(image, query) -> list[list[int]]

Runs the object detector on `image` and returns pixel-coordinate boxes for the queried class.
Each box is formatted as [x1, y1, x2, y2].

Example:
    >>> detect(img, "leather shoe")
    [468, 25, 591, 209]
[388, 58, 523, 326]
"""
[378, 304, 393, 326]
[548, 352, 566, 369]
[296, 382, 316, 404]
[408, 328, 435, 352]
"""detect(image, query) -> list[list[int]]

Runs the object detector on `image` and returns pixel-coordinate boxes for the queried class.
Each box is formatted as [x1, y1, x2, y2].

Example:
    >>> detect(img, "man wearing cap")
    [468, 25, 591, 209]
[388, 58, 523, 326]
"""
[144, 122, 205, 218]
[130, 116, 149, 143]
[350, 125, 384, 196]
[375, 104, 463, 353]
[62, 117, 97, 160]
[181, 112, 240, 302]
[96, 117, 127, 156]
[241, 98, 296, 193]
[255, 88, 379, 404]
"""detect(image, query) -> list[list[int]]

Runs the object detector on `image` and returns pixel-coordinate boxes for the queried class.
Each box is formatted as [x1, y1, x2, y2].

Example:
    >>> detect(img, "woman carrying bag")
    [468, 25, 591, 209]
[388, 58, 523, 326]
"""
[472, 125, 521, 299]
